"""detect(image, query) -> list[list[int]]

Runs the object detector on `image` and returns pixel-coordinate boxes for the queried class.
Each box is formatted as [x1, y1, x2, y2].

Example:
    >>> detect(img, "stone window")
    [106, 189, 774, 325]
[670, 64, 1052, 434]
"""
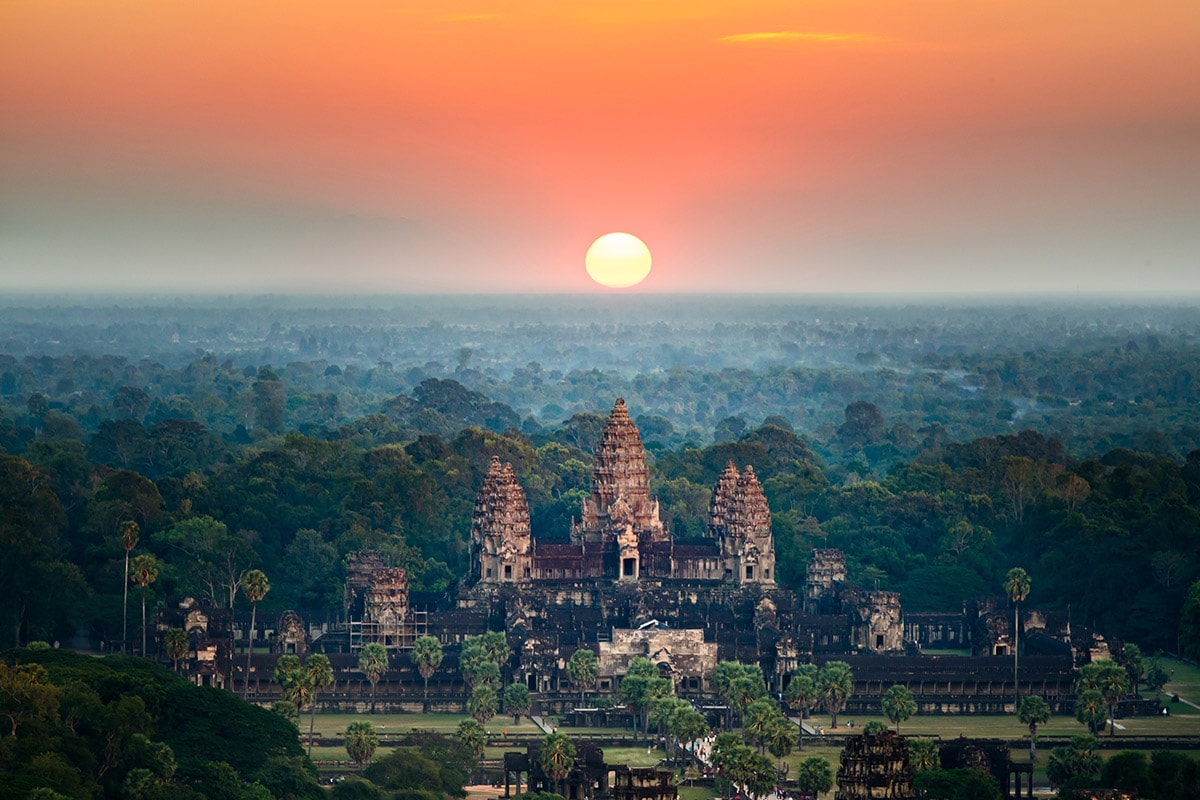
[876, 634, 884, 649]
[623, 558, 636, 577]
[765, 569, 771, 580]
[504, 564, 513, 579]
[486, 568, 492, 578]
[745, 566, 754, 580]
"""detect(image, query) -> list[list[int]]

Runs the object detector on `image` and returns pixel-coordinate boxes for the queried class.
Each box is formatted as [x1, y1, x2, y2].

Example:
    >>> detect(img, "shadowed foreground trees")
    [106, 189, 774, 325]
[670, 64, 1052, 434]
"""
[1, 647, 318, 800]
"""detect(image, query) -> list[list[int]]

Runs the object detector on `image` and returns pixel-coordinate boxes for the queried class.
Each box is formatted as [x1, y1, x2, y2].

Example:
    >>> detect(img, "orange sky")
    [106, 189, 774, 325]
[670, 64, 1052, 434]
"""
[2, 1, 1198, 293]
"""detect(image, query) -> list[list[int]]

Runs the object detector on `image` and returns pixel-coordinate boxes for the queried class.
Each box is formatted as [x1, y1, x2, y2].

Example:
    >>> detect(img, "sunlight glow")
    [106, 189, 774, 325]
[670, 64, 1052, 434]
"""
[585, 233, 652, 289]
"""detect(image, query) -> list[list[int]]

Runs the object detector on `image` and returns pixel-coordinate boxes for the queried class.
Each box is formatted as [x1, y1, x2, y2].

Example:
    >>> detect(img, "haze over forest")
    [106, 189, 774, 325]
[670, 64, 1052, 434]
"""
[4, 293, 1200, 661]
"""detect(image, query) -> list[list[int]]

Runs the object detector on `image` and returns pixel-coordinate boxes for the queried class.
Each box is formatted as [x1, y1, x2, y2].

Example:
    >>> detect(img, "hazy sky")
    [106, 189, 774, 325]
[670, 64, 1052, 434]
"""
[2, 1, 1198, 294]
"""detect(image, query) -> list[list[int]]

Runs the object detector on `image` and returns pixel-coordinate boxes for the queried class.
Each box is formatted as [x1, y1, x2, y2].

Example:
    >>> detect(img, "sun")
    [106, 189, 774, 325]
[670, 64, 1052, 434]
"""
[585, 232, 652, 289]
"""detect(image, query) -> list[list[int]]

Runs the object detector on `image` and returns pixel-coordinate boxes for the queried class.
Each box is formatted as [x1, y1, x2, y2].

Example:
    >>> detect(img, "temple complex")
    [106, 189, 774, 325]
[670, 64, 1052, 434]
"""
[160, 398, 1085, 721]
[470, 399, 774, 585]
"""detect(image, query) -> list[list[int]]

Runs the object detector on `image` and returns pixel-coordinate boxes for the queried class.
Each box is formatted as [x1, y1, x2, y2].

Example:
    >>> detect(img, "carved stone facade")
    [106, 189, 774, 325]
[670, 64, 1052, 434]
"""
[843, 589, 904, 652]
[345, 550, 412, 649]
[597, 627, 719, 692]
[805, 548, 847, 614]
[834, 731, 916, 800]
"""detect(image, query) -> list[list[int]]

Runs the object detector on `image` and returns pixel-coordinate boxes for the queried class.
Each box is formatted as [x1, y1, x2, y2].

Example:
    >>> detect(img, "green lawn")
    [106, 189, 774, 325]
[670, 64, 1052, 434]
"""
[1161, 656, 1200, 714]
[802, 708, 1200, 740]
[303, 712, 545, 739]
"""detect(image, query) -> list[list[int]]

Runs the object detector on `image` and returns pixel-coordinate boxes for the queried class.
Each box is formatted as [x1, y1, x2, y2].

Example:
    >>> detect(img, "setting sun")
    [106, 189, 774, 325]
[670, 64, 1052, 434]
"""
[585, 233, 652, 289]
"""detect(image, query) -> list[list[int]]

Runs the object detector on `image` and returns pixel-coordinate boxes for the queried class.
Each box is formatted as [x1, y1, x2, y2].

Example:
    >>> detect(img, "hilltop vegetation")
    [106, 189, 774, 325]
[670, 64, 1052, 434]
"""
[0, 648, 318, 799]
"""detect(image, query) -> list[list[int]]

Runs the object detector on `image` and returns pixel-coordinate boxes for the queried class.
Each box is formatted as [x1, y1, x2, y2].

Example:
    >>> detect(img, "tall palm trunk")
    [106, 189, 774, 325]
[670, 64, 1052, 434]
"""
[141, 587, 148, 656]
[122, 551, 130, 654]
[309, 704, 317, 757]
[1013, 603, 1020, 714]
[243, 603, 258, 699]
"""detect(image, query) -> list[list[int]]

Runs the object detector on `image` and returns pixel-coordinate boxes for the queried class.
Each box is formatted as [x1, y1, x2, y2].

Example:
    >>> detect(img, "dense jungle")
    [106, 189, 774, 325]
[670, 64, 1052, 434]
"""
[3, 295, 1200, 661]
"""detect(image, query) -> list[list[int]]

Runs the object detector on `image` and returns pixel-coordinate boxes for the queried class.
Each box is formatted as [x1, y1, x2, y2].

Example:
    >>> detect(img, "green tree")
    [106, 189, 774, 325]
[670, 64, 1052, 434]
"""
[241, 569, 270, 699]
[1182, 580, 1200, 662]
[667, 706, 710, 761]
[539, 732, 576, 796]
[764, 715, 798, 770]
[276, 653, 334, 757]
[742, 698, 778, 753]
[345, 720, 379, 765]
[1075, 689, 1106, 735]
[796, 756, 834, 799]
[504, 682, 531, 724]
[881, 684, 916, 734]
[1145, 660, 1169, 695]
[1100, 751, 1155, 798]
[468, 684, 498, 726]
[1004, 567, 1031, 714]
[1046, 735, 1101, 789]
[1119, 643, 1145, 697]
[817, 661, 854, 728]
[785, 665, 818, 749]
[0, 661, 59, 737]
[1018, 695, 1051, 762]
[358, 642, 389, 714]
[304, 653, 334, 756]
[130, 554, 160, 657]
[1079, 659, 1128, 735]
[455, 718, 487, 762]
[566, 648, 599, 705]
[618, 658, 671, 742]
[164, 628, 188, 673]
[908, 739, 940, 772]
[410, 635, 443, 712]
[119, 520, 139, 655]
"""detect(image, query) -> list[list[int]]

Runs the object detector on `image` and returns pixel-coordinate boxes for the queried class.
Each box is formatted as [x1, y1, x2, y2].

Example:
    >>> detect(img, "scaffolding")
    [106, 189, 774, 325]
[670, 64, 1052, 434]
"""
[348, 610, 429, 652]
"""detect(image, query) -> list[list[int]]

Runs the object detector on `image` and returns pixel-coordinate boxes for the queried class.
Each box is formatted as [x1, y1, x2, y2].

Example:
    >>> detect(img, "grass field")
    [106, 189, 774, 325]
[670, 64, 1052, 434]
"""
[1162, 656, 1200, 714]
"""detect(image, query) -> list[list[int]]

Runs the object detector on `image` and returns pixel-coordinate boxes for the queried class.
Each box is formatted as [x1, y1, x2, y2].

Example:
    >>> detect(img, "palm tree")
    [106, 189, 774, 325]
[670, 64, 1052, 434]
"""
[344, 720, 379, 765]
[240, 569, 269, 699]
[119, 521, 139, 655]
[304, 654, 334, 756]
[358, 642, 389, 714]
[456, 718, 487, 761]
[410, 635, 443, 712]
[764, 716, 797, 772]
[908, 739, 940, 772]
[276, 654, 333, 757]
[1018, 695, 1051, 762]
[165, 628, 188, 672]
[817, 661, 854, 728]
[503, 682, 531, 725]
[785, 665, 818, 749]
[468, 684, 498, 726]
[881, 684, 916, 734]
[796, 756, 834, 800]
[567, 647, 600, 705]
[1075, 689, 1106, 735]
[539, 732, 576, 797]
[1004, 567, 1032, 714]
[129, 554, 159, 657]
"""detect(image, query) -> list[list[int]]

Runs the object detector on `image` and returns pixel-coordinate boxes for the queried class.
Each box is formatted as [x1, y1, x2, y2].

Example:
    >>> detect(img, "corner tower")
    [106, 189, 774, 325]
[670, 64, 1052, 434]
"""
[471, 456, 532, 583]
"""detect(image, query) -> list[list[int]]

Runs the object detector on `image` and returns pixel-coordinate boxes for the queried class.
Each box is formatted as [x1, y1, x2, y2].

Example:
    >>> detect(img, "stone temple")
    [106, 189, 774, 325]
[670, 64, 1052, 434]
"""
[164, 398, 1085, 721]
[471, 399, 775, 586]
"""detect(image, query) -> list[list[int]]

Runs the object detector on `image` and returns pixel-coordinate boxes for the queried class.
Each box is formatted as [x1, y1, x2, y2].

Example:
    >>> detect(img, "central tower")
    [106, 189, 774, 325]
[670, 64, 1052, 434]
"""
[572, 398, 665, 547]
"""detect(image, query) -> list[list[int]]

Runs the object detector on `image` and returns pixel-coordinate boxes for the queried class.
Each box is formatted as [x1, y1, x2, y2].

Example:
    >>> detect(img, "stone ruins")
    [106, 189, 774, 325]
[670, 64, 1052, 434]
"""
[163, 398, 1088, 719]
